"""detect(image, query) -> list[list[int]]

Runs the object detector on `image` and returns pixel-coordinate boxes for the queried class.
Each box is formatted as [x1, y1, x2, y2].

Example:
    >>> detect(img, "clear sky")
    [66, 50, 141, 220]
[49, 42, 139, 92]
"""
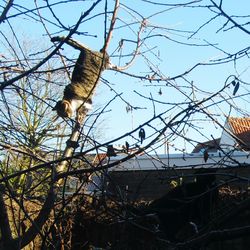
[1, 0, 250, 154]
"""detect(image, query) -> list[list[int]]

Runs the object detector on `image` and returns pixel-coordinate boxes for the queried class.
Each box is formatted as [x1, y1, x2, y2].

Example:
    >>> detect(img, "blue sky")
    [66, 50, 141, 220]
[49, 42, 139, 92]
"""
[1, 0, 250, 153]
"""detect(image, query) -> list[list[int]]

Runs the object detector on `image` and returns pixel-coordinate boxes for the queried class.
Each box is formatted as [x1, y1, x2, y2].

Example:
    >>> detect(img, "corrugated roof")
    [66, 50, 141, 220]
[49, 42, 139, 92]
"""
[228, 117, 250, 150]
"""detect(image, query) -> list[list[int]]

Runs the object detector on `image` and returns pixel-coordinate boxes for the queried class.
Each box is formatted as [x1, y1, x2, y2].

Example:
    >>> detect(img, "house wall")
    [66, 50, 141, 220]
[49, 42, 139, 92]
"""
[220, 121, 236, 151]
[106, 167, 250, 201]
[109, 152, 250, 171]
[107, 169, 173, 201]
[106, 152, 250, 201]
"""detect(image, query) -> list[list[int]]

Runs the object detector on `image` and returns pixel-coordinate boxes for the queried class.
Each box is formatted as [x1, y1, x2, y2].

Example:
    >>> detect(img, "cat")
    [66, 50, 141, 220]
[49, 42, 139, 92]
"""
[53, 46, 111, 121]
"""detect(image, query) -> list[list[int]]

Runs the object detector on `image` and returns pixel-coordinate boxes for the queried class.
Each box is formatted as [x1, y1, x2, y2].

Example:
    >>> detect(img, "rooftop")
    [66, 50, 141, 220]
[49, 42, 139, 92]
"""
[227, 117, 250, 150]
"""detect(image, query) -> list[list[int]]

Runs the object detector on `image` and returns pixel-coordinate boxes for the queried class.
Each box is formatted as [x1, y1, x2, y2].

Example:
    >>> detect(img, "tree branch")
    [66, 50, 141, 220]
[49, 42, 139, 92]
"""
[0, 185, 13, 249]
[103, 0, 120, 52]
[0, 0, 14, 24]
[0, 0, 101, 91]
[177, 225, 250, 249]
[210, 0, 250, 35]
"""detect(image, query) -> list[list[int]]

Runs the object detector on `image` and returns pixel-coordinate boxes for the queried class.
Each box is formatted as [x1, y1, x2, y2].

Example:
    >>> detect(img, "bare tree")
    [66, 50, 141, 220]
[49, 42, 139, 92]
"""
[0, 0, 250, 249]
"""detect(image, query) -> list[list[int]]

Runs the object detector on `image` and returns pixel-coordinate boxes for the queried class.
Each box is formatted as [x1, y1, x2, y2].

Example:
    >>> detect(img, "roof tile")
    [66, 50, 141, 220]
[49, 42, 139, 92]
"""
[228, 117, 250, 150]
